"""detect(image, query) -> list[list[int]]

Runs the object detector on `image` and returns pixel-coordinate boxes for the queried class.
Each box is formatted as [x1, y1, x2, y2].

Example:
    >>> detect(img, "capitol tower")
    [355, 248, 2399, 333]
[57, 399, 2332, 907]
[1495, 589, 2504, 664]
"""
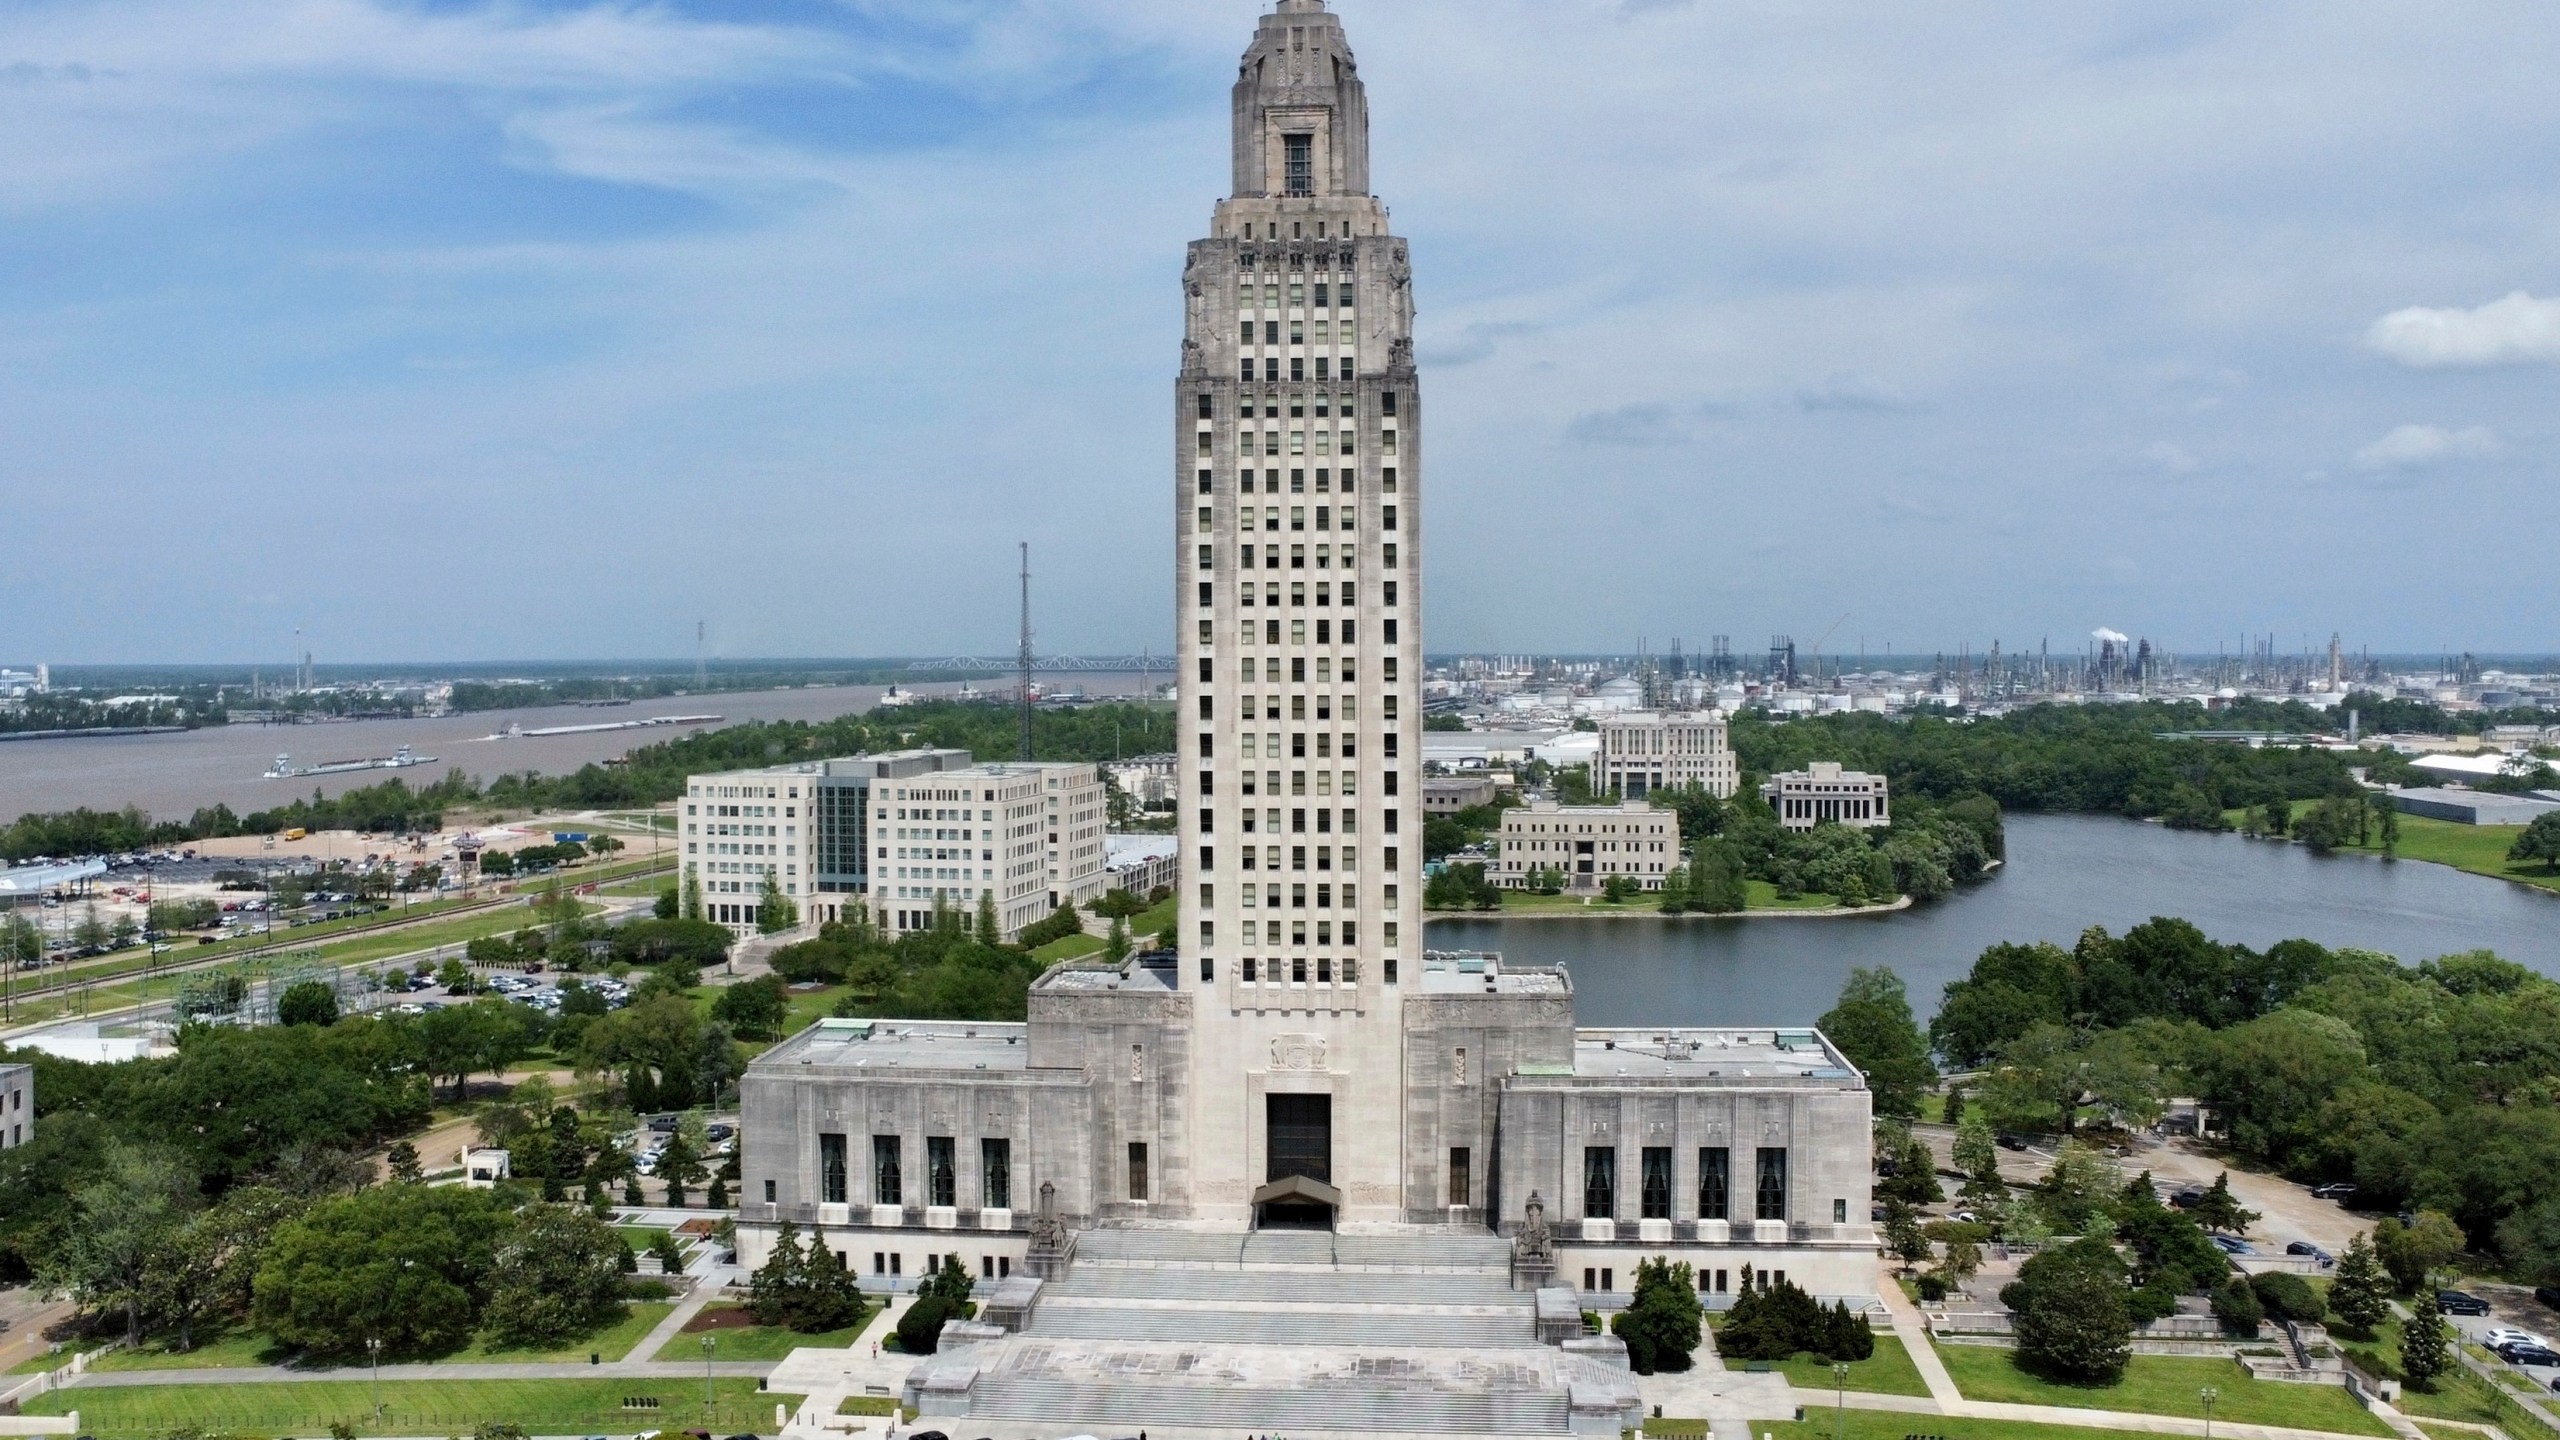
[1176, 0, 1425, 1225]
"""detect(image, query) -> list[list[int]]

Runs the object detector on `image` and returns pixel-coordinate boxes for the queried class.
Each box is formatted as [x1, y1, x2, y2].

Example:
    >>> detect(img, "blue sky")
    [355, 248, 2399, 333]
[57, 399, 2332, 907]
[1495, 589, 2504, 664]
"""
[4, 0, 2557, 664]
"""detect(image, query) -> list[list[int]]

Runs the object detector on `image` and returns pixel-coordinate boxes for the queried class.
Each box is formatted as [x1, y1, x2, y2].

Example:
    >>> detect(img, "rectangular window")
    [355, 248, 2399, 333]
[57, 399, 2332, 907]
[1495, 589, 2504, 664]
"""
[1755, 1147, 1788, 1222]
[1699, 1146, 1730, 1220]
[1583, 1146, 1617, 1219]
[872, 1135, 902, 1207]
[1284, 132, 1313, 196]
[927, 1136, 957, 1208]
[1450, 1146, 1472, 1207]
[1128, 1142, 1151, 1201]
[820, 1133, 848, 1204]
[982, 1139, 1011, 1210]
[1641, 1146, 1673, 1220]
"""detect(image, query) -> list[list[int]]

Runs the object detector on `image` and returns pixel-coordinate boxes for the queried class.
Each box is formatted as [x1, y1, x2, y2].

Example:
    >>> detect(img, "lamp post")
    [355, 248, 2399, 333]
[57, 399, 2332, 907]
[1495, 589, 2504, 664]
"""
[701, 1333, 717, 1415]
[1833, 1361, 1850, 1440]
[367, 1336, 382, 1421]
[2200, 1385, 2219, 1439]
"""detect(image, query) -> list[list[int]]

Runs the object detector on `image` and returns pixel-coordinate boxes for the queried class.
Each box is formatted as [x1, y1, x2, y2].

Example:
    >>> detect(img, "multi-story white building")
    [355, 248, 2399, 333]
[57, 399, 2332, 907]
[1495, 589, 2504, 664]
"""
[1762, 761, 1892, 832]
[1593, 710, 1738, 800]
[681, 763, 816, 933]
[870, 761, 1110, 940]
[0, 1064, 29, 1150]
[1493, 800, 1682, 892]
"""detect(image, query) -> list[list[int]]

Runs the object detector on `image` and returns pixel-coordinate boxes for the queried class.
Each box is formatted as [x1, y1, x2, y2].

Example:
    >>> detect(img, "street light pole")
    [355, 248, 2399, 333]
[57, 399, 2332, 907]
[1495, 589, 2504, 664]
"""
[1833, 1361, 1850, 1440]
[702, 1333, 716, 1415]
[368, 1336, 382, 1421]
[2201, 1385, 2218, 1439]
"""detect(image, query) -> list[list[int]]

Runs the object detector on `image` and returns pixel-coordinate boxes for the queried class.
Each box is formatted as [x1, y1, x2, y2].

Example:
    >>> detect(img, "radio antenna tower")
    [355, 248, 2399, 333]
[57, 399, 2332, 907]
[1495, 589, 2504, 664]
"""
[1017, 542, 1035, 761]
[695, 621, 707, 689]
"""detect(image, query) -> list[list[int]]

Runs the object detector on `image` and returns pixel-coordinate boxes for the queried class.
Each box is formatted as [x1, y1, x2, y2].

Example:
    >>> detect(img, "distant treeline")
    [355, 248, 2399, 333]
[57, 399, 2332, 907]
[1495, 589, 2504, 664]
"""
[0, 693, 226, 736]
[0, 699, 1170, 860]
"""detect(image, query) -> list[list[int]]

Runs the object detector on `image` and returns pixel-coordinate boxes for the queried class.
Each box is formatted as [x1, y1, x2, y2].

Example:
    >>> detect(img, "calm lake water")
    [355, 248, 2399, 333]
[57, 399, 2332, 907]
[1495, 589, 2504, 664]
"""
[1425, 814, 2560, 1028]
[0, 679, 1151, 824]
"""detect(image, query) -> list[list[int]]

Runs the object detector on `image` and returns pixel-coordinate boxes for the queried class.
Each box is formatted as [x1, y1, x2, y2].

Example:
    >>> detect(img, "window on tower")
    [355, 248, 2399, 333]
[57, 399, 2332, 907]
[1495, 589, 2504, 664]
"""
[1285, 133, 1313, 194]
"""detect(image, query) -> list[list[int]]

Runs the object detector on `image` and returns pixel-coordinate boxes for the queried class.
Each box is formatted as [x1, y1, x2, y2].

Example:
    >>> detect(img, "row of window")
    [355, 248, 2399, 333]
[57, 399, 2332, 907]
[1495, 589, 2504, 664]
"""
[1195, 843, 1397, 875]
[1198, 392, 1362, 421]
[1199, 467, 1397, 497]
[823, 1133, 1011, 1211]
[1577, 1146, 1790, 1222]
[1235, 278, 1353, 310]
[1239, 319, 1356, 344]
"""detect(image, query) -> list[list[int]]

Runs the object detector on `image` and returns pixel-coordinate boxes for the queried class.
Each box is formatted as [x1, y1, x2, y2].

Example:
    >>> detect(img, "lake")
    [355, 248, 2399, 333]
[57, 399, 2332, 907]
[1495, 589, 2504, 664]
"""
[1424, 813, 2560, 1028]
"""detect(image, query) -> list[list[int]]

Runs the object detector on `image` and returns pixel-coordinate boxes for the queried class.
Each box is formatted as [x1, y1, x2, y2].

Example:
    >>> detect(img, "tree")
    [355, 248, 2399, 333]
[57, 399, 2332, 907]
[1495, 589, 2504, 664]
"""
[2375, 1211, 2465, 1296]
[2001, 1235, 2133, 1383]
[974, 892, 1000, 946]
[747, 1223, 812, 1327]
[656, 1131, 704, 1208]
[2327, 1232, 2390, 1335]
[1818, 967, 1936, 1119]
[756, 871, 797, 935]
[276, 980, 339, 1028]
[1611, 1257, 1703, 1374]
[251, 1184, 506, 1357]
[711, 975, 791, 1040]
[386, 1140, 422, 1183]
[1941, 1083, 1967, 1125]
[2249, 1271, 2323, 1325]
[2510, 812, 2560, 873]
[483, 1204, 629, 1347]
[2399, 1302, 2451, 1391]
[1953, 1110, 2002, 1195]
[1104, 917, 1131, 964]
[35, 1143, 196, 1345]
[898, 1294, 959, 1355]
[654, 886, 680, 920]
[2031, 1141, 2123, 1237]
[680, 869, 704, 921]
[2209, 1277, 2264, 1335]
[2190, 1173, 2259, 1235]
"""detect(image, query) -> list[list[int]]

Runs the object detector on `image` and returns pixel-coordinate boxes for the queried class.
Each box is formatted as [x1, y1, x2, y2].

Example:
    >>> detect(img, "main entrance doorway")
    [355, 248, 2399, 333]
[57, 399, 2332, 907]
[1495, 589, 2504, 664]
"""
[1256, 1093, 1336, 1229]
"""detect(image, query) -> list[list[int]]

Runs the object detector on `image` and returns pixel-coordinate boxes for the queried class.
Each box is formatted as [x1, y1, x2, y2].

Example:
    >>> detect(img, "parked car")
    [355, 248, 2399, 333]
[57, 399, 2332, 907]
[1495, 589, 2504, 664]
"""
[2485, 1327, 2552, 1352]
[1995, 1133, 2030, 1151]
[2537, 1285, 2560, 1312]
[2439, 1290, 2493, 1316]
[648, 1114, 681, 1133]
[2495, 1343, 2560, 1368]
[2285, 1241, 2335, 1267]
[2170, 1189, 2206, 1210]
[2310, 1182, 2358, 1202]
[2209, 1235, 2256, 1256]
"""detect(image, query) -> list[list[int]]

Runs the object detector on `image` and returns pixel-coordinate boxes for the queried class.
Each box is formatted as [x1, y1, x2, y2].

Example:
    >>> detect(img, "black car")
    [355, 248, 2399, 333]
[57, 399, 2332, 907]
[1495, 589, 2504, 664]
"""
[1995, 1133, 2030, 1151]
[2170, 1189, 2205, 1210]
[2285, 1241, 2336, 1267]
[2496, 1343, 2560, 1367]
[2311, 1182, 2358, 1202]
[2440, 1289, 2492, 1316]
[2537, 1285, 2560, 1312]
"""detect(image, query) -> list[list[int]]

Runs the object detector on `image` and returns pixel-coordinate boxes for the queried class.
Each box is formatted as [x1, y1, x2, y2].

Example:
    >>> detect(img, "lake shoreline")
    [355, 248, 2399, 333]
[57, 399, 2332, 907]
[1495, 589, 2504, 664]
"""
[1424, 895, 1912, 921]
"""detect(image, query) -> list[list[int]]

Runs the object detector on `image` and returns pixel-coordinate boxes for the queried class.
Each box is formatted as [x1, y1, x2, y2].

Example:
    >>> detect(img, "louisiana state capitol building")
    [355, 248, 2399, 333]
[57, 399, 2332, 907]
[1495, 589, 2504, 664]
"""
[738, 4, 1876, 1428]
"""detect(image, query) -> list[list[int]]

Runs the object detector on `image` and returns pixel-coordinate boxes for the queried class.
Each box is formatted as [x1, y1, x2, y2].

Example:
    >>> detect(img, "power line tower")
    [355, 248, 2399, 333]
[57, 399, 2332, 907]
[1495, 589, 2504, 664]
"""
[1017, 542, 1035, 762]
[695, 621, 707, 689]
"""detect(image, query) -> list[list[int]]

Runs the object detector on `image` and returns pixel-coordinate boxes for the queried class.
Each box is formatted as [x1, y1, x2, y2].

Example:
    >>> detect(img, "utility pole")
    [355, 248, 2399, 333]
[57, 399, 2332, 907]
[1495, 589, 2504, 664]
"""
[1017, 542, 1035, 762]
[695, 621, 707, 690]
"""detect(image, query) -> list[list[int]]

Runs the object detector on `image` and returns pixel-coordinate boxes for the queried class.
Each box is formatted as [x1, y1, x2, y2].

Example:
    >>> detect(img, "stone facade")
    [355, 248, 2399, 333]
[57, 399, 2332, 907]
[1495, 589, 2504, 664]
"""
[1593, 710, 1738, 800]
[1493, 800, 1681, 892]
[1762, 760, 1891, 832]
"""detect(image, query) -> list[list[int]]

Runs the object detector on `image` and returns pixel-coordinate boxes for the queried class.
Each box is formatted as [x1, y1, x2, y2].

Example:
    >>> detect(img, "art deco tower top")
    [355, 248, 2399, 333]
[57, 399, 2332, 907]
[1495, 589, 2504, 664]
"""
[1231, 0, 1370, 201]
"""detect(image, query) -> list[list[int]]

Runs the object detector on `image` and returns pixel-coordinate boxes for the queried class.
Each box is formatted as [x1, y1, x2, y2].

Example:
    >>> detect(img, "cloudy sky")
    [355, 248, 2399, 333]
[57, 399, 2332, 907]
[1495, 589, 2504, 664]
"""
[5, 0, 2556, 664]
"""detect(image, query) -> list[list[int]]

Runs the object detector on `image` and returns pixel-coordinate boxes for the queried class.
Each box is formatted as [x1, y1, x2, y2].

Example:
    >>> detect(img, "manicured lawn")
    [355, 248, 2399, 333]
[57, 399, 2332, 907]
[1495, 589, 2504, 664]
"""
[2348, 1315, 2560, 1438]
[465, 1301, 674, 1363]
[78, 1304, 674, 1373]
[88, 1327, 298, 1372]
[652, 1303, 878, 1362]
[21, 1379, 800, 1438]
[1937, 1344, 2394, 1436]
[2243, 805, 2560, 896]
[1742, 1415, 2200, 1440]
[1032, 931, 1105, 961]
[1767, 1334, 1933, 1396]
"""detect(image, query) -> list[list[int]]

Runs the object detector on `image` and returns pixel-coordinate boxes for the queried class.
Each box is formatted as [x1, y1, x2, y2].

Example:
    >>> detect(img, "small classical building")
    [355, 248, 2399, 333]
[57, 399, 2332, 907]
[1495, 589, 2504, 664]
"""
[1493, 800, 1680, 891]
[0, 1063, 29, 1151]
[1762, 762, 1891, 832]
[1594, 711, 1739, 800]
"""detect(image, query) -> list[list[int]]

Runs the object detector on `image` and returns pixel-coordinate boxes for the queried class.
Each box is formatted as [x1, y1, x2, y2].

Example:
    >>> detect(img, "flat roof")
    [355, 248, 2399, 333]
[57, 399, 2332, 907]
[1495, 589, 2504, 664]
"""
[1566, 1028, 1862, 1083]
[1413, 950, 1571, 996]
[752, 1017, 1030, 1075]
[1036, 956, 1182, 994]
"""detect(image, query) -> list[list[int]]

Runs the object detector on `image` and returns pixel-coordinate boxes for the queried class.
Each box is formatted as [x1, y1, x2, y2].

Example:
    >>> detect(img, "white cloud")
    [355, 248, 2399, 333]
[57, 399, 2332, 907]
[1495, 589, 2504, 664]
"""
[2364, 291, 2560, 368]
[2141, 441, 2197, 474]
[2352, 423, 2501, 471]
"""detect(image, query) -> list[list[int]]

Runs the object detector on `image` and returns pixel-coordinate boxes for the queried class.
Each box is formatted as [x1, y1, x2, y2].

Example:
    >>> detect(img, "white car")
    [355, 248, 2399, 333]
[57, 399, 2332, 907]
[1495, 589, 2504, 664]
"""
[2485, 1327, 2551, 1352]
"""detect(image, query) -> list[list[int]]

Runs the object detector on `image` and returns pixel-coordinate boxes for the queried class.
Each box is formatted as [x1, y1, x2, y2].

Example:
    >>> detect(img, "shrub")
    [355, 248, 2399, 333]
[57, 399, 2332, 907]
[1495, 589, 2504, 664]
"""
[1611, 1258, 1704, 1374]
[2210, 1279, 2266, 1336]
[2001, 1235, 2132, 1383]
[1915, 1273, 1950, 1302]
[897, 1295, 957, 1355]
[2249, 1271, 2325, 1325]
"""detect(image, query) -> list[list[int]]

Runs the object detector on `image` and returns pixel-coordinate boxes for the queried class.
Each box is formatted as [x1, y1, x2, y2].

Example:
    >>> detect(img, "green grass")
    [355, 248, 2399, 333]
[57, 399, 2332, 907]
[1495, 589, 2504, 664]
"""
[2348, 1319, 2560, 1437]
[21, 1379, 799, 1438]
[1032, 931, 1106, 962]
[1936, 1344, 2394, 1435]
[839, 1395, 898, 1415]
[1741, 1415, 2203, 1440]
[1766, 1334, 1934, 1396]
[4, 1338, 105, 1376]
[2231, 804, 2560, 896]
[86, 1328, 298, 1372]
[651, 1303, 878, 1362]
[76, 1304, 675, 1373]
[462, 1301, 675, 1364]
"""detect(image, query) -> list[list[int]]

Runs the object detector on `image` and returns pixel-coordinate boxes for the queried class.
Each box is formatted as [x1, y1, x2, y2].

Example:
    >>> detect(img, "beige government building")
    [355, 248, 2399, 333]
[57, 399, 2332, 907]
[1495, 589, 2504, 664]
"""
[735, 5, 1876, 1431]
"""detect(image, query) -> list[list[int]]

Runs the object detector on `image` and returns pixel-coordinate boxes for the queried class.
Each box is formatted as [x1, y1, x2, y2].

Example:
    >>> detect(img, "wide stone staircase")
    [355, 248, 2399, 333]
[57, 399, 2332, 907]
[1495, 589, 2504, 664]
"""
[909, 1226, 1638, 1434]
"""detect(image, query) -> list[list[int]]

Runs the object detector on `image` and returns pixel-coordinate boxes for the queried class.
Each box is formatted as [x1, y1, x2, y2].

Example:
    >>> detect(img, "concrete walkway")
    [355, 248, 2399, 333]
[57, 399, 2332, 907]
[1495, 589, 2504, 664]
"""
[1873, 1266, 1967, 1409]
